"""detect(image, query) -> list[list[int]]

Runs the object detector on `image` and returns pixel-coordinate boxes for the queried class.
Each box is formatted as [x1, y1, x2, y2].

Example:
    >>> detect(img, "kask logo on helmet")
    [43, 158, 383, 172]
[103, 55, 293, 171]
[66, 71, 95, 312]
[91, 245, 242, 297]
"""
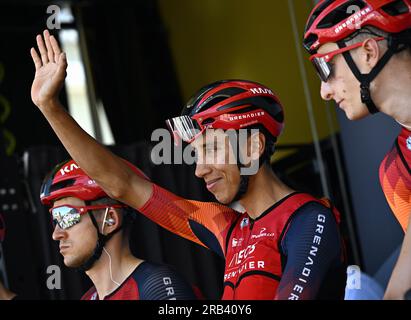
[60, 162, 79, 176]
[249, 87, 274, 95]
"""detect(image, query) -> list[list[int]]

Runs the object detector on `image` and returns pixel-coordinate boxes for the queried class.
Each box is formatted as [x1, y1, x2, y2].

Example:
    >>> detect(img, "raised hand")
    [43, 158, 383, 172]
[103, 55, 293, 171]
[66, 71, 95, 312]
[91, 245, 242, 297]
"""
[30, 30, 67, 108]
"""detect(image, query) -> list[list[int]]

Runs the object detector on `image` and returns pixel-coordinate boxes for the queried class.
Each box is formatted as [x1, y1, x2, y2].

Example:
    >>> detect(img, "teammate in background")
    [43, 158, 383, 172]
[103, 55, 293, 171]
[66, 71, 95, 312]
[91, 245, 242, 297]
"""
[303, 0, 411, 299]
[29, 30, 346, 299]
[0, 162, 197, 300]
[40, 159, 197, 300]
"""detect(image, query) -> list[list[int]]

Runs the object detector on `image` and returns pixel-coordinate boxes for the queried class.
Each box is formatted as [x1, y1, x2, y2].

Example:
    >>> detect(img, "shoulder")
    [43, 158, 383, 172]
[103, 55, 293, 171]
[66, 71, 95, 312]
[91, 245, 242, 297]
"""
[133, 262, 188, 287]
[281, 199, 339, 241]
[134, 261, 176, 274]
[135, 262, 196, 300]
[279, 192, 336, 220]
[280, 199, 343, 256]
[289, 200, 338, 228]
[296, 200, 334, 214]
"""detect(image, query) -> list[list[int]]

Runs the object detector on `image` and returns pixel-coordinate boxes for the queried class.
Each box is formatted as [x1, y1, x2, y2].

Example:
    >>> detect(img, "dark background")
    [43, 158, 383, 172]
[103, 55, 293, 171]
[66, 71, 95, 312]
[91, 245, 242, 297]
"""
[0, 0, 403, 299]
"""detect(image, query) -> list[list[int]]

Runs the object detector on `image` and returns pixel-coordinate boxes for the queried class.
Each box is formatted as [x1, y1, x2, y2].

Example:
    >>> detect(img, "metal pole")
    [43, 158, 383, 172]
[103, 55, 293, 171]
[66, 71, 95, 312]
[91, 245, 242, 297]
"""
[73, 5, 103, 143]
[287, 0, 330, 198]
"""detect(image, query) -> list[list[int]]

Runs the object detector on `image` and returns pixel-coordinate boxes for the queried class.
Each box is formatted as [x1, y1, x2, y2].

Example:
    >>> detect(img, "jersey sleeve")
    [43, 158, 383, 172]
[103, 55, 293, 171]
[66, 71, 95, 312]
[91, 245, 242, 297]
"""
[275, 202, 346, 300]
[138, 265, 198, 300]
[138, 183, 239, 257]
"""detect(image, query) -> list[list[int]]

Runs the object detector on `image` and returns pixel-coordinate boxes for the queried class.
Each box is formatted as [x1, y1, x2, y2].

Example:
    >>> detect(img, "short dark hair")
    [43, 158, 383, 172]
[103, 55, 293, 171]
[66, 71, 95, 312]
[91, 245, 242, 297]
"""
[247, 125, 276, 167]
[345, 26, 411, 57]
[87, 197, 137, 237]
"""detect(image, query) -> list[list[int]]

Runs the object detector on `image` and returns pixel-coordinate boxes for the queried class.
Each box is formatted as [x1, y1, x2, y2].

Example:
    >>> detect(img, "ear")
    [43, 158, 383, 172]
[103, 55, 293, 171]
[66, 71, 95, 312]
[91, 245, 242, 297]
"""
[361, 38, 383, 71]
[248, 131, 265, 161]
[101, 208, 121, 234]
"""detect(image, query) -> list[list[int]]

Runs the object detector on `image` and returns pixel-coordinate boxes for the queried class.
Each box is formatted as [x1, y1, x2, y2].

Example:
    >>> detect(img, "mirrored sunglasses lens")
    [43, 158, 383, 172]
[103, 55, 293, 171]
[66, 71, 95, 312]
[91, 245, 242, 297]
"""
[167, 116, 201, 142]
[313, 57, 331, 82]
[51, 206, 81, 229]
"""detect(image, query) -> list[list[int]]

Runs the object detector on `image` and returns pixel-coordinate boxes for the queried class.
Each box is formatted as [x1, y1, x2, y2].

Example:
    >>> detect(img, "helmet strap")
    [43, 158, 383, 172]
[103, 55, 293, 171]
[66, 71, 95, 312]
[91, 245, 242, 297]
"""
[75, 211, 122, 272]
[337, 30, 411, 115]
[337, 40, 396, 114]
[230, 131, 270, 202]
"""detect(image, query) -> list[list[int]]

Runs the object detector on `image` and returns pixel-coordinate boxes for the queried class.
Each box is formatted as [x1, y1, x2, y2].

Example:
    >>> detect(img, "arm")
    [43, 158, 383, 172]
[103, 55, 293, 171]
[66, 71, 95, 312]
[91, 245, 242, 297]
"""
[30, 30, 151, 209]
[139, 184, 238, 257]
[384, 211, 411, 300]
[275, 203, 345, 300]
[31, 31, 237, 256]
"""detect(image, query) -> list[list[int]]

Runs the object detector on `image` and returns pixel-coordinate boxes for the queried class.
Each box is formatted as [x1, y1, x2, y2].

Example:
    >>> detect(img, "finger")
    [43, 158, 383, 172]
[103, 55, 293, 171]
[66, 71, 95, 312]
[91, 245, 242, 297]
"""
[56, 52, 68, 79]
[53, 53, 68, 83]
[50, 35, 62, 63]
[58, 52, 67, 66]
[43, 30, 55, 63]
[30, 47, 42, 70]
[36, 34, 49, 65]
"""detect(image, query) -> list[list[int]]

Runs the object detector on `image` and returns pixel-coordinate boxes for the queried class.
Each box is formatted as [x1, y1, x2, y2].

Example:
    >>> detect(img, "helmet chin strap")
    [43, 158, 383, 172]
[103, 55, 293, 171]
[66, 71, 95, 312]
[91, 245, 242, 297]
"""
[337, 41, 393, 114]
[337, 31, 411, 115]
[230, 131, 274, 203]
[75, 209, 122, 273]
[229, 133, 250, 202]
[232, 175, 249, 203]
[232, 146, 270, 203]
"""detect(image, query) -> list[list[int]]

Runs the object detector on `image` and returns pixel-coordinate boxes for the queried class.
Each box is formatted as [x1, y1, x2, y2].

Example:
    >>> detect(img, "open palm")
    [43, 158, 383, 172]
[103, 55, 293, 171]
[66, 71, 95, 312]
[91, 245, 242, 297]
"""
[30, 30, 67, 108]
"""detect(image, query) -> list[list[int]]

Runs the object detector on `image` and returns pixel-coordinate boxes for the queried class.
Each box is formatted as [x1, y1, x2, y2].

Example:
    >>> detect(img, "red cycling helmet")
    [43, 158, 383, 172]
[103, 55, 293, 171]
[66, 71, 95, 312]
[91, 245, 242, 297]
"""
[40, 159, 148, 206]
[303, 0, 411, 115]
[166, 80, 284, 144]
[303, 0, 411, 54]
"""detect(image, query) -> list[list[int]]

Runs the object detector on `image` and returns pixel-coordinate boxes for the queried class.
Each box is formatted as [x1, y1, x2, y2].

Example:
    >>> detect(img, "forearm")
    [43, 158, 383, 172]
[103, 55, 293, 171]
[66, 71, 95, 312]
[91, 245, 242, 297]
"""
[384, 213, 411, 300]
[30, 30, 152, 208]
[39, 100, 152, 208]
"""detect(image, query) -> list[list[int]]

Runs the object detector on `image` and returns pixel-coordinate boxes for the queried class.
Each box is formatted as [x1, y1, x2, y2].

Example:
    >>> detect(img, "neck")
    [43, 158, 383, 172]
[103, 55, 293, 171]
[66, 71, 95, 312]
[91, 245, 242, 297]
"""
[85, 236, 142, 299]
[239, 164, 294, 219]
[375, 58, 411, 127]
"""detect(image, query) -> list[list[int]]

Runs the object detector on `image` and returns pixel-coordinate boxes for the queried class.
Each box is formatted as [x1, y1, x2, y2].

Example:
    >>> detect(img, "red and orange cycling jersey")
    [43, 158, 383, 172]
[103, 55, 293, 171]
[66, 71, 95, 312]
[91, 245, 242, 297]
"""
[138, 184, 346, 300]
[380, 127, 411, 232]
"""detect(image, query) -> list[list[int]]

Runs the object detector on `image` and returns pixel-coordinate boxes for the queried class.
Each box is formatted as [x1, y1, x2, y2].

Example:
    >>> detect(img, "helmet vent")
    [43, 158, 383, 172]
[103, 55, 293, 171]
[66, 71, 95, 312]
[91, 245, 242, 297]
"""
[200, 87, 247, 112]
[305, 0, 337, 32]
[304, 34, 319, 52]
[221, 97, 283, 123]
[200, 96, 228, 112]
[381, 0, 409, 16]
[228, 106, 256, 114]
[317, 0, 366, 29]
[49, 179, 75, 193]
[202, 118, 214, 125]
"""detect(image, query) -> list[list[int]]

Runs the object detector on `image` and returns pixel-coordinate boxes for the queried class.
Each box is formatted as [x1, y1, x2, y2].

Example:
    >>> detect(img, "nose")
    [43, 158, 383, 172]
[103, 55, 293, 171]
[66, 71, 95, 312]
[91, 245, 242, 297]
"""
[195, 162, 212, 179]
[320, 81, 334, 101]
[52, 224, 67, 241]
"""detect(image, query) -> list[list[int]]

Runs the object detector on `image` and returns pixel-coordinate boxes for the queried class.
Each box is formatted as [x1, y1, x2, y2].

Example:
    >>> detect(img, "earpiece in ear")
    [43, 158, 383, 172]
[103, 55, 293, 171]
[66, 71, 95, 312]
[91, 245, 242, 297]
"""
[105, 218, 115, 226]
